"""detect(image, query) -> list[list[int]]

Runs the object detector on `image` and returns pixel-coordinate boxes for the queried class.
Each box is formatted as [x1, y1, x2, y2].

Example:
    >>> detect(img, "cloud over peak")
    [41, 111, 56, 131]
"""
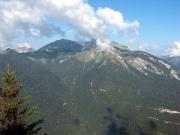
[0, 0, 140, 48]
[170, 41, 180, 56]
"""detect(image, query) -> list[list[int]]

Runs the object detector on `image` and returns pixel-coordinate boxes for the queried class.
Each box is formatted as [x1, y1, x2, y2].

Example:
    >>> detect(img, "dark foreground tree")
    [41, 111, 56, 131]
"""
[0, 65, 43, 135]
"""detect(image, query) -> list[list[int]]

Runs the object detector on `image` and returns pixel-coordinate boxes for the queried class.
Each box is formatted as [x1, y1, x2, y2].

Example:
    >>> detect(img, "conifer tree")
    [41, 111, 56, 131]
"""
[0, 65, 43, 135]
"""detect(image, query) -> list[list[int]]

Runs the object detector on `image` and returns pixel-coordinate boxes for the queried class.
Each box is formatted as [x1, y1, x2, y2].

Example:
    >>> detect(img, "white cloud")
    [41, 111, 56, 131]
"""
[0, 0, 140, 49]
[15, 42, 33, 53]
[138, 45, 146, 51]
[96, 38, 112, 50]
[17, 42, 32, 49]
[44, 0, 106, 40]
[136, 43, 165, 56]
[170, 41, 180, 56]
[48, 0, 82, 9]
[97, 7, 139, 38]
[30, 28, 40, 37]
[0, 0, 64, 46]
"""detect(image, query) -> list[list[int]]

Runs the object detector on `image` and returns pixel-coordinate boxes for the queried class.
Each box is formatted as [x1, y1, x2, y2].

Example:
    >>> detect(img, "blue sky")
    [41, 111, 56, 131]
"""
[89, 0, 180, 42]
[0, 0, 180, 56]
[88, 0, 180, 54]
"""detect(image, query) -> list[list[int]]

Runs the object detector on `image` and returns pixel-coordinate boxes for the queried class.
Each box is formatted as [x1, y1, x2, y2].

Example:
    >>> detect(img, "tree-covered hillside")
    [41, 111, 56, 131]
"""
[0, 39, 180, 135]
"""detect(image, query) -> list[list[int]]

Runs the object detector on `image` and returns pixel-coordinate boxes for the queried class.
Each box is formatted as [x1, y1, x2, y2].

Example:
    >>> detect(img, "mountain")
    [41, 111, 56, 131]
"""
[15, 45, 35, 53]
[0, 39, 180, 135]
[0, 45, 34, 54]
[162, 56, 180, 70]
[29, 39, 82, 59]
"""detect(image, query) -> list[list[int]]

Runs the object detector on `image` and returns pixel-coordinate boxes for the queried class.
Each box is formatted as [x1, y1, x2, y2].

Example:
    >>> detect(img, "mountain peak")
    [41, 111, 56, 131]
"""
[1, 38, 180, 135]
[31, 39, 82, 59]
[26, 39, 180, 80]
[0, 48, 17, 54]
